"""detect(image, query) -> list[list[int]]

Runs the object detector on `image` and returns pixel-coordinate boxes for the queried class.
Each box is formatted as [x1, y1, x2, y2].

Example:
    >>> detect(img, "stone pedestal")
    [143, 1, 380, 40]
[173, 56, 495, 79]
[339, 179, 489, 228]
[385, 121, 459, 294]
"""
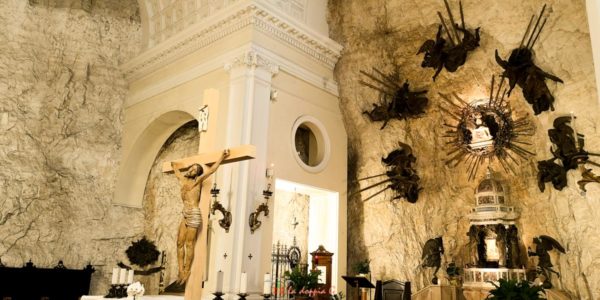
[461, 287, 489, 300]
[411, 285, 462, 300]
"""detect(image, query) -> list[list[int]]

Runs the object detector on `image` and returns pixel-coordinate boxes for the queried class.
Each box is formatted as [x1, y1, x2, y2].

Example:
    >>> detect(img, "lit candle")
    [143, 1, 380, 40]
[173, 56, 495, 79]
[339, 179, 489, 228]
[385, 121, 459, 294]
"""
[127, 269, 134, 284]
[240, 272, 247, 294]
[266, 163, 275, 179]
[263, 273, 272, 295]
[571, 112, 579, 150]
[111, 267, 119, 285]
[216, 270, 224, 293]
[119, 268, 127, 284]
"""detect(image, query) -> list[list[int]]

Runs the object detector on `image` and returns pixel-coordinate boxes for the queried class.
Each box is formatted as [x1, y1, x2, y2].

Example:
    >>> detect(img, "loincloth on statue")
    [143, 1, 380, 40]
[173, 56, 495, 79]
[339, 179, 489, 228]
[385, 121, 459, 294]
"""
[182, 207, 202, 228]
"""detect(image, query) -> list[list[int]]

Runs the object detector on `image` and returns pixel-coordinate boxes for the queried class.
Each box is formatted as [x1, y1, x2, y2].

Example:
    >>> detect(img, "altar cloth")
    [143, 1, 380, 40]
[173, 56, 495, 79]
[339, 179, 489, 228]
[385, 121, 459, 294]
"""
[82, 296, 183, 300]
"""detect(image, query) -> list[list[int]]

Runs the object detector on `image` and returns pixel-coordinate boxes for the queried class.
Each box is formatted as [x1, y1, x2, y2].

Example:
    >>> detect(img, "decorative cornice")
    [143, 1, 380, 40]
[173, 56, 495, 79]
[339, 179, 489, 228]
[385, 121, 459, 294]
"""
[122, 1, 342, 82]
[224, 50, 280, 75]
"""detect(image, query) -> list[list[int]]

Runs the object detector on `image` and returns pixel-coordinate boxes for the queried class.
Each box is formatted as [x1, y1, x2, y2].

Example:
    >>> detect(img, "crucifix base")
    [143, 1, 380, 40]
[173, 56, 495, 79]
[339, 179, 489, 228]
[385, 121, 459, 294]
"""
[163, 280, 186, 294]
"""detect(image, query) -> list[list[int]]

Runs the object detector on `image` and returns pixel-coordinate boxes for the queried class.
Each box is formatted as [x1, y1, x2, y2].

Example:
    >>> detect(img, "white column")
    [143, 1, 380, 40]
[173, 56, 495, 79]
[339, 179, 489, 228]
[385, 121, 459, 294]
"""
[587, 0, 600, 105]
[218, 49, 278, 299]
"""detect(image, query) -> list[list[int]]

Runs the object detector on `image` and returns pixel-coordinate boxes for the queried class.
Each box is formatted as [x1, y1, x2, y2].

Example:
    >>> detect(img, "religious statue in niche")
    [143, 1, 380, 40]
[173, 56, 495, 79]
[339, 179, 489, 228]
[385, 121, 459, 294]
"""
[359, 68, 428, 129]
[354, 142, 421, 203]
[495, 4, 563, 115]
[421, 237, 444, 284]
[417, 0, 480, 81]
[168, 149, 230, 290]
[528, 235, 565, 288]
[441, 75, 535, 180]
[537, 115, 600, 192]
[462, 171, 527, 288]
[465, 171, 524, 269]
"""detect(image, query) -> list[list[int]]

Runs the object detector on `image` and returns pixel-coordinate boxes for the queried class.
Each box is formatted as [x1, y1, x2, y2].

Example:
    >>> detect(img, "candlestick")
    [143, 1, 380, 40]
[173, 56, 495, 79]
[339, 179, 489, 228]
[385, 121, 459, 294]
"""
[213, 292, 225, 300]
[127, 269, 134, 284]
[263, 273, 272, 295]
[216, 270, 224, 293]
[111, 267, 119, 285]
[119, 268, 127, 284]
[105, 284, 118, 298]
[238, 293, 249, 300]
[239, 272, 247, 294]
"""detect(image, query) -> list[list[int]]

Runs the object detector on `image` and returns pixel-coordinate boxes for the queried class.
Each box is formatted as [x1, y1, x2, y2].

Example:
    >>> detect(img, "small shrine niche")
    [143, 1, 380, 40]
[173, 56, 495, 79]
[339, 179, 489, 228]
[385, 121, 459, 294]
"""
[463, 170, 526, 288]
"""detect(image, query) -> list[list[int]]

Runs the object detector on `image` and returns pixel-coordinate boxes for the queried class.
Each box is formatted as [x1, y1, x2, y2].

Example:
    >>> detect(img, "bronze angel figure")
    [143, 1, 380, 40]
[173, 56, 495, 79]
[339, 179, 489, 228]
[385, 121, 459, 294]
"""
[421, 237, 444, 284]
[359, 68, 428, 129]
[538, 116, 600, 192]
[353, 142, 421, 203]
[528, 235, 565, 288]
[418, 0, 480, 81]
[495, 4, 563, 115]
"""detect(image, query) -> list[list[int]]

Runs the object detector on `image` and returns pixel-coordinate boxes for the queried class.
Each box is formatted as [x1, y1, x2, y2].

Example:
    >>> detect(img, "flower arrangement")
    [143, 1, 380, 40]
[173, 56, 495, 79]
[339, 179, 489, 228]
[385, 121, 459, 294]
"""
[127, 281, 145, 299]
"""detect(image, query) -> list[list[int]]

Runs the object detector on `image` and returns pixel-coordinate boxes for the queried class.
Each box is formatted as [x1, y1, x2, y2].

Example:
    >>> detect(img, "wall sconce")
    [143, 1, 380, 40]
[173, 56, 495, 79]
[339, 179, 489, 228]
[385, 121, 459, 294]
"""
[249, 184, 272, 234]
[210, 182, 232, 232]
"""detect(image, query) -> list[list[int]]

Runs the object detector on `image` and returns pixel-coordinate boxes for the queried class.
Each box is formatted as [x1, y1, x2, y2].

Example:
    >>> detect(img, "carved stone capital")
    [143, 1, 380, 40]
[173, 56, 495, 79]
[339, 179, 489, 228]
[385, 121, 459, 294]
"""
[224, 50, 280, 75]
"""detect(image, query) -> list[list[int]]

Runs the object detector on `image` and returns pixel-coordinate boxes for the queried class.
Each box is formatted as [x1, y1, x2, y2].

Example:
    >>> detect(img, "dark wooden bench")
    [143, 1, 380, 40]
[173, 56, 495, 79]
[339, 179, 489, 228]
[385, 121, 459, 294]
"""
[0, 260, 94, 300]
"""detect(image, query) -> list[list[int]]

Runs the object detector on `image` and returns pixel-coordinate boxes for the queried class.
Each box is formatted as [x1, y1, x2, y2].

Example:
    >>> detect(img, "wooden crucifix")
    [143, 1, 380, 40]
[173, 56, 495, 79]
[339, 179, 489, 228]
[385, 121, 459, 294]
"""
[162, 94, 256, 300]
[162, 143, 255, 297]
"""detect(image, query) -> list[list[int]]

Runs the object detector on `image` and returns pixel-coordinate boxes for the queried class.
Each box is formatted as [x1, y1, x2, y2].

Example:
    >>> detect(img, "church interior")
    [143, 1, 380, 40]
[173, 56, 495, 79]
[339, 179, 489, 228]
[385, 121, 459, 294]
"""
[1, 0, 600, 299]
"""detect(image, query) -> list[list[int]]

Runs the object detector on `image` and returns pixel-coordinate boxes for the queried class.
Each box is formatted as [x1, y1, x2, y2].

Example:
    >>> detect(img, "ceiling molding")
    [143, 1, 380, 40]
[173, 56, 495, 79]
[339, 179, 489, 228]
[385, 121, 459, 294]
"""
[122, 0, 343, 83]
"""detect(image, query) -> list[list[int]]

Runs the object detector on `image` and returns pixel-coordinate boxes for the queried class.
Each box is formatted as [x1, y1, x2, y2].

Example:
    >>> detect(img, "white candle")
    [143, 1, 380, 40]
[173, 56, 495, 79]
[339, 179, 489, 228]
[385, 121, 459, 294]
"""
[240, 272, 247, 294]
[127, 269, 134, 284]
[111, 267, 119, 284]
[216, 271, 224, 293]
[263, 273, 272, 295]
[266, 163, 275, 179]
[119, 268, 127, 284]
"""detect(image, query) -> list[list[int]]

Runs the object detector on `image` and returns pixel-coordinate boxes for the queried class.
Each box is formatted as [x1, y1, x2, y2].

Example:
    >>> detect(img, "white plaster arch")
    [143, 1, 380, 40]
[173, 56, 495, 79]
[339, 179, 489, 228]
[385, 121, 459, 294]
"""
[114, 110, 196, 207]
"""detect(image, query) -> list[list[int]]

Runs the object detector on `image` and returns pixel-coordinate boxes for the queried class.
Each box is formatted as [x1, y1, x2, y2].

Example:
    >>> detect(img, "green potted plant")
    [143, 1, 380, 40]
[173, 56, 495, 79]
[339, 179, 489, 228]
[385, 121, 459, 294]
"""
[285, 266, 321, 299]
[487, 279, 545, 299]
[352, 259, 371, 276]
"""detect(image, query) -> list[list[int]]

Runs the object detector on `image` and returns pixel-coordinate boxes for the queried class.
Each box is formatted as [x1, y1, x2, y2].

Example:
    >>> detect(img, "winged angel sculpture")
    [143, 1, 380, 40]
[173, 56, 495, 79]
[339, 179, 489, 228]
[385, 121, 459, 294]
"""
[418, 0, 480, 81]
[528, 235, 565, 288]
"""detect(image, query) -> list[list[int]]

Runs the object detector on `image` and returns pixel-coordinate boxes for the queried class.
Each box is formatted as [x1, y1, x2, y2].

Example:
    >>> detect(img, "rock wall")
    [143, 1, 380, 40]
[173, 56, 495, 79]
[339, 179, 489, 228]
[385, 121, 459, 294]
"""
[0, 0, 141, 294]
[142, 121, 199, 294]
[328, 0, 600, 298]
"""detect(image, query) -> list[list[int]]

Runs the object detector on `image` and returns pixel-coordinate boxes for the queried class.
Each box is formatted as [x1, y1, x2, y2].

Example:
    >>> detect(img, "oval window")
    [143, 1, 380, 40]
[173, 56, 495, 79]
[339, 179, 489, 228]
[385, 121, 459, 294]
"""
[291, 116, 330, 173]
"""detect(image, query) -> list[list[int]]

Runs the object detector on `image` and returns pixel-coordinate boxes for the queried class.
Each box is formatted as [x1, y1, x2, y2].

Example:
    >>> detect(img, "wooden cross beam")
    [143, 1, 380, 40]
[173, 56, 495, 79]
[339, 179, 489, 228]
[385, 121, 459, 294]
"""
[162, 144, 256, 172]
[162, 144, 255, 300]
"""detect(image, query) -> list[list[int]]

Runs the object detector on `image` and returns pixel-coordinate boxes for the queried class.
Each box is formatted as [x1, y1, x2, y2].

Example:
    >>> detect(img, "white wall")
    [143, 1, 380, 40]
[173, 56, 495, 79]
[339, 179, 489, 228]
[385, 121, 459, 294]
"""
[588, 0, 600, 104]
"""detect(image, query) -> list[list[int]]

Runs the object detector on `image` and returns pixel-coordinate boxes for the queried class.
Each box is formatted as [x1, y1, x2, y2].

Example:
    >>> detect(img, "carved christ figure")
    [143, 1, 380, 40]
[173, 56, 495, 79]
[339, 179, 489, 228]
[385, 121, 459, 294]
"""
[171, 149, 230, 283]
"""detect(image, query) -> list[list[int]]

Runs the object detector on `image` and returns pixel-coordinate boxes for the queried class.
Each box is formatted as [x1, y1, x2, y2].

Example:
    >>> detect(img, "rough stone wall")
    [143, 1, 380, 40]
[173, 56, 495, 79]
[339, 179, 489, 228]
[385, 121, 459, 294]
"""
[142, 121, 199, 294]
[328, 0, 600, 298]
[0, 0, 141, 294]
